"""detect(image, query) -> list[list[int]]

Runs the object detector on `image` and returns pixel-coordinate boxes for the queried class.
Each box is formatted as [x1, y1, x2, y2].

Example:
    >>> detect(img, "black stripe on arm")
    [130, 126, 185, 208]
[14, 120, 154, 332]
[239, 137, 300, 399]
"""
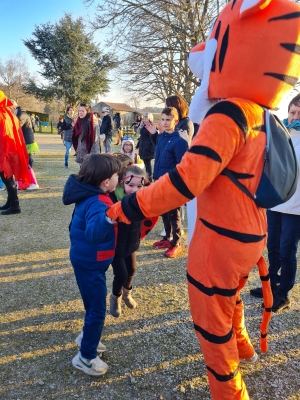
[260, 274, 270, 281]
[264, 72, 298, 87]
[269, 11, 300, 21]
[194, 323, 233, 344]
[206, 365, 239, 382]
[187, 272, 238, 297]
[219, 25, 229, 72]
[200, 218, 266, 243]
[204, 101, 248, 140]
[261, 333, 268, 339]
[280, 43, 300, 55]
[189, 145, 222, 162]
[121, 192, 146, 222]
[220, 169, 254, 180]
[169, 168, 195, 200]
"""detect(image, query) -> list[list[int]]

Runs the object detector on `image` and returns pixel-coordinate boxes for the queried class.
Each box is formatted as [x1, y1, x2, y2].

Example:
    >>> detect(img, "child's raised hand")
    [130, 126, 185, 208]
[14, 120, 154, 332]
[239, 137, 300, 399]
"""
[145, 121, 157, 134]
[157, 122, 164, 133]
[106, 203, 131, 224]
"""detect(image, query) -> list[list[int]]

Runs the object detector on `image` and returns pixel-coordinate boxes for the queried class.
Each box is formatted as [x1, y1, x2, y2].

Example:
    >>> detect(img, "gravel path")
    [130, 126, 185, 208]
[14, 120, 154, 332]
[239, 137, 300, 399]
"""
[0, 134, 299, 399]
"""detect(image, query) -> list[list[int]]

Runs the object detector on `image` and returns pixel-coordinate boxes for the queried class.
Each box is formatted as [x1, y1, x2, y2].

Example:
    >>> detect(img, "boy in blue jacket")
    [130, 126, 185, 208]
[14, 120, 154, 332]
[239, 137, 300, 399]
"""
[63, 153, 120, 376]
[146, 107, 188, 258]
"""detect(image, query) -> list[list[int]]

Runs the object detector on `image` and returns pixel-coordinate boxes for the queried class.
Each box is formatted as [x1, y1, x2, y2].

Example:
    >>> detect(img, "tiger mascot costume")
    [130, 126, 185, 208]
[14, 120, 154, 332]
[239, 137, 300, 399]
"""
[107, 0, 300, 398]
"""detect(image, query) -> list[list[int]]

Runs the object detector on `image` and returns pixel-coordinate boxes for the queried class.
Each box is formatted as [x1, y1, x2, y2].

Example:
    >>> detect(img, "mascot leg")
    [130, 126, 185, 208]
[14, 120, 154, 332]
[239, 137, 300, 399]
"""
[188, 279, 250, 400]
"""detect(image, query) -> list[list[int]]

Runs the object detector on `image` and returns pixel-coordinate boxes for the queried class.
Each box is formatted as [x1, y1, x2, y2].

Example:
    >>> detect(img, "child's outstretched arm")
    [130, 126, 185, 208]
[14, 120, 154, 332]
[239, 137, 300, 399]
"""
[85, 200, 117, 243]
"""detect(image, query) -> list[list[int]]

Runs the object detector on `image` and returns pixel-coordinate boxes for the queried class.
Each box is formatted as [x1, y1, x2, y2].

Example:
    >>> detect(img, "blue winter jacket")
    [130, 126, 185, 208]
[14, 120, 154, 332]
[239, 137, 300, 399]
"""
[151, 131, 188, 180]
[63, 175, 117, 270]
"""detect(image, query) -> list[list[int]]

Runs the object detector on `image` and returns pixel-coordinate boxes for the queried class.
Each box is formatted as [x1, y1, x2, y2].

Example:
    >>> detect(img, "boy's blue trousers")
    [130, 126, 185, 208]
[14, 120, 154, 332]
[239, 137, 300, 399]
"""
[72, 264, 108, 360]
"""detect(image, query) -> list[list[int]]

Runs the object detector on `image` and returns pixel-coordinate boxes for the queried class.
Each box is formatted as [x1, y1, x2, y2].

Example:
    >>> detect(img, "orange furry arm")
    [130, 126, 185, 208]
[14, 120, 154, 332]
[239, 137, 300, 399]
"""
[106, 202, 131, 224]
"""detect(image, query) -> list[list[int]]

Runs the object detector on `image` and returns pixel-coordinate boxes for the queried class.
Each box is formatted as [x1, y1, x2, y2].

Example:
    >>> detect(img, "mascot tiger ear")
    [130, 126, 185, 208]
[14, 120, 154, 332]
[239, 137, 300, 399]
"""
[240, 0, 272, 19]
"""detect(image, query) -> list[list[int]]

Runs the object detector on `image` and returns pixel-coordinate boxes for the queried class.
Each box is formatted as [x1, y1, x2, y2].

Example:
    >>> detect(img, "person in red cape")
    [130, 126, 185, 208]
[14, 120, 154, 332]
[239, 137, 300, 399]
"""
[0, 91, 30, 215]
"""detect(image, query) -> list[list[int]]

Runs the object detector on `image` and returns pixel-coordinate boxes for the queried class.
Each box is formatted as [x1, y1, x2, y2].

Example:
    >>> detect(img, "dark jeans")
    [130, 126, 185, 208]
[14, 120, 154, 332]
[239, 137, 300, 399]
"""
[162, 207, 182, 245]
[72, 264, 108, 360]
[143, 158, 152, 180]
[267, 209, 300, 297]
[112, 253, 136, 296]
[0, 171, 18, 202]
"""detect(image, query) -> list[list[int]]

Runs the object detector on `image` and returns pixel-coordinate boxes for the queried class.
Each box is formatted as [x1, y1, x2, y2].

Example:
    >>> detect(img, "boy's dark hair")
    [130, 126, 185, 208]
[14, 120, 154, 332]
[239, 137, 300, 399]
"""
[94, 111, 100, 118]
[288, 94, 300, 111]
[165, 95, 188, 120]
[77, 154, 121, 187]
[161, 107, 179, 121]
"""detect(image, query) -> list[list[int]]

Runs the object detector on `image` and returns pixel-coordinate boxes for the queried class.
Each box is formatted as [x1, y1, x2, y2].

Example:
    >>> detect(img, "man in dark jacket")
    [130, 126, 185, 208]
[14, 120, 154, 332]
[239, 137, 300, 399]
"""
[100, 106, 113, 153]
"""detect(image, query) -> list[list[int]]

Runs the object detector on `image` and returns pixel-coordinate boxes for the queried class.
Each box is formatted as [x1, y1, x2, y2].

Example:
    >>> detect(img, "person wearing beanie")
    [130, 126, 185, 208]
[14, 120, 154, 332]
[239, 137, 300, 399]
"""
[120, 136, 144, 169]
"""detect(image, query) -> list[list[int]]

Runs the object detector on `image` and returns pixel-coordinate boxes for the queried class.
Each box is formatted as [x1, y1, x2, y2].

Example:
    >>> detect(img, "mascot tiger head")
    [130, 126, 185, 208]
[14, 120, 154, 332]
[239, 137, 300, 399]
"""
[188, 0, 300, 123]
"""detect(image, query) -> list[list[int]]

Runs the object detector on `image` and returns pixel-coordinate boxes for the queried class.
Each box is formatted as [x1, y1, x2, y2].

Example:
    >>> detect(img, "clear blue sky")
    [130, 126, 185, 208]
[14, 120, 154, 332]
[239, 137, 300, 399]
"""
[1, 0, 102, 72]
[0, 0, 126, 102]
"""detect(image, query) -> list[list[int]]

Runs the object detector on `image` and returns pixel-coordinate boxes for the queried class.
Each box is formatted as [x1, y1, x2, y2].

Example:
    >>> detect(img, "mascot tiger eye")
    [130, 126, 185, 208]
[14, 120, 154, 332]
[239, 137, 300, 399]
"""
[107, 0, 300, 398]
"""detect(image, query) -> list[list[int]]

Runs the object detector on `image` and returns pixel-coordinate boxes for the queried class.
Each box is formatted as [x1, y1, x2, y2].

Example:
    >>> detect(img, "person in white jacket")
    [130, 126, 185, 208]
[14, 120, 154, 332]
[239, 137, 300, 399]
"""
[250, 94, 300, 312]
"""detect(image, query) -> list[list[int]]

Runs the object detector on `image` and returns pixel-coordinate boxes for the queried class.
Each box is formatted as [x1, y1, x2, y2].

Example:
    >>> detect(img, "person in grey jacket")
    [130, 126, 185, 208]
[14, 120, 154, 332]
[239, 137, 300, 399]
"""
[100, 107, 113, 153]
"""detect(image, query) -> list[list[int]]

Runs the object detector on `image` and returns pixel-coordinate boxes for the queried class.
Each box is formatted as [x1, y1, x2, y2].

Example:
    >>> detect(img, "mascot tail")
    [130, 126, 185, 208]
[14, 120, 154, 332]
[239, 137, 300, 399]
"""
[257, 256, 273, 353]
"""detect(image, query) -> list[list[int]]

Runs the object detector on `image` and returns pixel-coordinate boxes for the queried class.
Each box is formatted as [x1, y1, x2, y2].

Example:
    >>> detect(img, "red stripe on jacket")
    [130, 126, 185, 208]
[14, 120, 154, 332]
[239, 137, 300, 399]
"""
[97, 249, 115, 261]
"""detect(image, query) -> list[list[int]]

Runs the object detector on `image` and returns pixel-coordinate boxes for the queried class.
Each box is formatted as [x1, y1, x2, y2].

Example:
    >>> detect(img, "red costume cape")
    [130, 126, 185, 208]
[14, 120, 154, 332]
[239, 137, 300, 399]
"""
[0, 94, 30, 182]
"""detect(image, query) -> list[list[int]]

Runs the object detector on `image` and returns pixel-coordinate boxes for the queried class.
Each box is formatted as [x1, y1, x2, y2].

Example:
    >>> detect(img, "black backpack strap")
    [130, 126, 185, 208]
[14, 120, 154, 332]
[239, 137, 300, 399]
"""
[221, 168, 255, 201]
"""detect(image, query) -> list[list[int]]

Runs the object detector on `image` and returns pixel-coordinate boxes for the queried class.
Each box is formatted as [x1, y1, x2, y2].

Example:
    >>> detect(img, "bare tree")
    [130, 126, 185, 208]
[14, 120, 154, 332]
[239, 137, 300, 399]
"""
[0, 53, 31, 101]
[86, 0, 226, 104]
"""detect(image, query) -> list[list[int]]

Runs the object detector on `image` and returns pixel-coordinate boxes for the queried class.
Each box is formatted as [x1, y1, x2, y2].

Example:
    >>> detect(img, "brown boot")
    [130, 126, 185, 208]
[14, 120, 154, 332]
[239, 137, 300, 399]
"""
[109, 293, 122, 317]
[122, 288, 137, 309]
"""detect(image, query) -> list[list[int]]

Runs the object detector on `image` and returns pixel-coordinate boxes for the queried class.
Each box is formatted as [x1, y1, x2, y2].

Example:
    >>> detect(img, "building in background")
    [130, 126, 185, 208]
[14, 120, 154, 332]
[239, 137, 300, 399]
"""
[93, 101, 141, 127]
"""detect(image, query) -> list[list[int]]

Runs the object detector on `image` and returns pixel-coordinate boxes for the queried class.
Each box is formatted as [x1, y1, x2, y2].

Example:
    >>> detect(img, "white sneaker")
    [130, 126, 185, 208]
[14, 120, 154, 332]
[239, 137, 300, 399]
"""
[0, 186, 5, 191]
[75, 331, 107, 354]
[160, 229, 166, 237]
[240, 352, 258, 365]
[72, 352, 108, 376]
[26, 184, 39, 190]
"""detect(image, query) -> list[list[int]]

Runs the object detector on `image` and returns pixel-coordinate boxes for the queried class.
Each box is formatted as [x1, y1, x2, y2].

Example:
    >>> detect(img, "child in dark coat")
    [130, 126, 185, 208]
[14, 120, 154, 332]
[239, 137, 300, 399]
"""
[109, 163, 148, 317]
[63, 153, 121, 376]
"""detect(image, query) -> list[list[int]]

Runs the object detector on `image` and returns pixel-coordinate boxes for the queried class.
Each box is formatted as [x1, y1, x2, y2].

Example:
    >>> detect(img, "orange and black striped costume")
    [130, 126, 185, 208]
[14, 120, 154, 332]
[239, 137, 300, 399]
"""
[107, 0, 300, 398]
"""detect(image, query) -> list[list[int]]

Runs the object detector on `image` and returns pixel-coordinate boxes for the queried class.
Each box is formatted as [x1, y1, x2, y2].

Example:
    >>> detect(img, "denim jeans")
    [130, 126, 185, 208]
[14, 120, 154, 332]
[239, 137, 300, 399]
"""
[103, 136, 112, 153]
[267, 209, 300, 297]
[72, 264, 108, 360]
[64, 140, 72, 166]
